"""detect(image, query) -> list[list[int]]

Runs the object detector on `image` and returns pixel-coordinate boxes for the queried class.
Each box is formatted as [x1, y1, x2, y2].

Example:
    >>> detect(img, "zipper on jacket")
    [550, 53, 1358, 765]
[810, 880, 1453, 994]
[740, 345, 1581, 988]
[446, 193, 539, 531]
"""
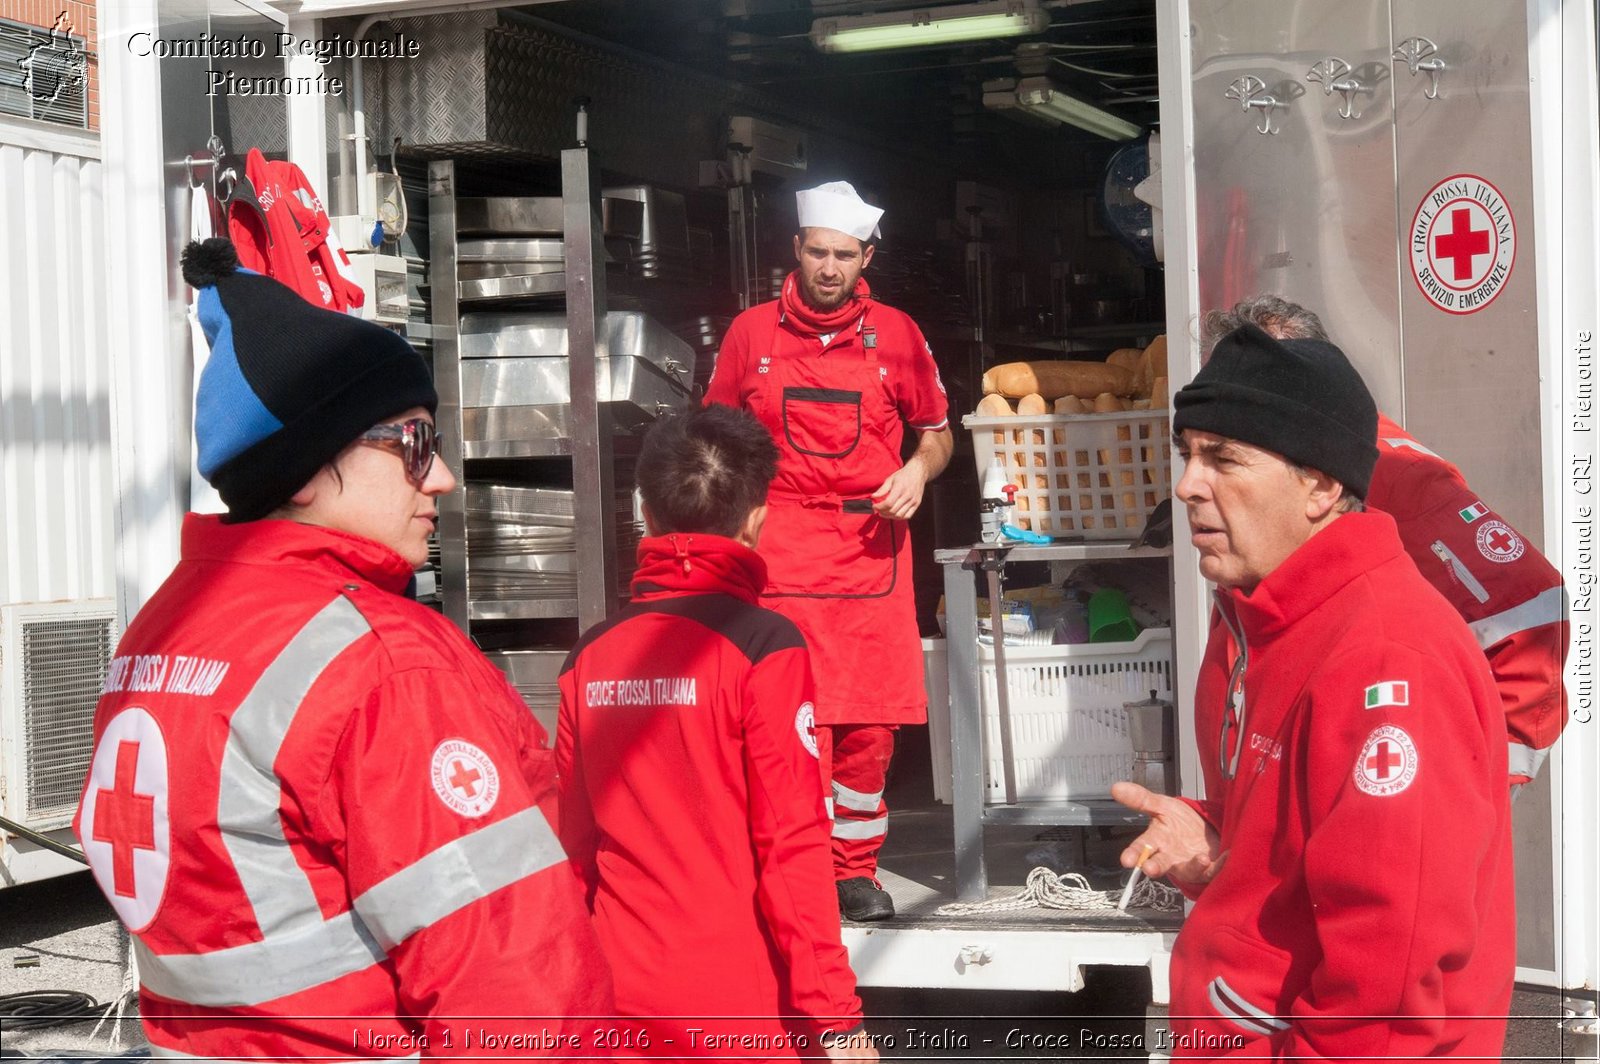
[1215, 592, 1249, 781]
[1431, 540, 1491, 605]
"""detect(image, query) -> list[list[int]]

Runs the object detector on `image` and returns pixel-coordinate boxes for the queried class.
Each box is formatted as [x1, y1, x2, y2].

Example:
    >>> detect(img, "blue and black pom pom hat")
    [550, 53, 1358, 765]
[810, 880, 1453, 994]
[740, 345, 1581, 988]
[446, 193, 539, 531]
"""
[182, 238, 438, 522]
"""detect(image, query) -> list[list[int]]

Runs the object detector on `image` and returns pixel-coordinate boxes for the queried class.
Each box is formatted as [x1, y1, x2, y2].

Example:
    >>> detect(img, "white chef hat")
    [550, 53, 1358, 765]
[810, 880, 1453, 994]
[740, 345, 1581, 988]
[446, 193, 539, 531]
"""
[795, 181, 883, 242]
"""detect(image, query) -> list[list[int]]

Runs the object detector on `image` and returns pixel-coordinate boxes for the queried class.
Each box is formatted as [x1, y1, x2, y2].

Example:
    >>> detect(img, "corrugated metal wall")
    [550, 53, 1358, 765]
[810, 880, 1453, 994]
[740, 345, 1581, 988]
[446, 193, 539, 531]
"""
[0, 120, 112, 606]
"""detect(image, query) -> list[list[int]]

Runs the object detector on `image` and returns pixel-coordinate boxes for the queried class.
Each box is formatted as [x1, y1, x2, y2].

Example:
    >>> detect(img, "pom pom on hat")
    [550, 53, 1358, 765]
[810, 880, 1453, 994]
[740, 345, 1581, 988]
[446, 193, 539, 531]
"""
[181, 237, 240, 288]
[183, 239, 438, 522]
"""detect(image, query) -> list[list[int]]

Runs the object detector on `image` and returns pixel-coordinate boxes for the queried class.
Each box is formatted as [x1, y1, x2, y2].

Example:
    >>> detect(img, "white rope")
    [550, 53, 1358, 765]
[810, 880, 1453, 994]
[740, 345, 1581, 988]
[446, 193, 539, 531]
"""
[935, 866, 1185, 916]
[91, 921, 140, 1049]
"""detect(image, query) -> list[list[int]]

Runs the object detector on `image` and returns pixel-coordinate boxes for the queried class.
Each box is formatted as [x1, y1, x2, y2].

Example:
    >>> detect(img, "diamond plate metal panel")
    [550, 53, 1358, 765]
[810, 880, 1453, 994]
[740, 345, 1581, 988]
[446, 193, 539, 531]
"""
[372, 12, 497, 152]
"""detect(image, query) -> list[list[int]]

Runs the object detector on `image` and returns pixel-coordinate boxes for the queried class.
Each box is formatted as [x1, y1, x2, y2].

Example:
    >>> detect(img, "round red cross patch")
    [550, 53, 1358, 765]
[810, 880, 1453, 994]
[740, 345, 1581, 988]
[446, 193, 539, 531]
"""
[1408, 174, 1516, 315]
[1354, 725, 1419, 797]
[795, 701, 819, 759]
[80, 707, 171, 932]
[1475, 519, 1525, 564]
[430, 739, 500, 818]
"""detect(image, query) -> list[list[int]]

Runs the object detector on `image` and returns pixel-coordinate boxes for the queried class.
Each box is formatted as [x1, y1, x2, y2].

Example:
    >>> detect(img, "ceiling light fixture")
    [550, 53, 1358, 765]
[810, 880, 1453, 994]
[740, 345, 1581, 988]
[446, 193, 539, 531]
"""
[811, 1, 1049, 55]
[1009, 76, 1142, 140]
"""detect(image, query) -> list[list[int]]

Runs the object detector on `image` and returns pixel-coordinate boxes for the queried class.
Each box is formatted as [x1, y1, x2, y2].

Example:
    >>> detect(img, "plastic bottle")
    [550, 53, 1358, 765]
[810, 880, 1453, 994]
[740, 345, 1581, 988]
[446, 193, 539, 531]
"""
[980, 458, 1008, 543]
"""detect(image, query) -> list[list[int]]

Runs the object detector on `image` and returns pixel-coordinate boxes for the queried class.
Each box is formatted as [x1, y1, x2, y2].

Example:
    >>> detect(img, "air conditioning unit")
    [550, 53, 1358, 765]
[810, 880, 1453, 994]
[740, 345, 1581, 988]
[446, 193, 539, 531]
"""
[727, 116, 809, 176]
[1, 600, 117, 831]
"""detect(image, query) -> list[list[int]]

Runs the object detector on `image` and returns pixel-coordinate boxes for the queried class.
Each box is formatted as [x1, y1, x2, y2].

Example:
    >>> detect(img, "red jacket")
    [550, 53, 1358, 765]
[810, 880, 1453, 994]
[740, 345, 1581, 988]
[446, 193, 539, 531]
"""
[74, 515, 612, 1059]
[556, 533, 863, 1054]
[705, 284, 948, 723]
[1179, 511, 1514, 1060]
[229, 148, 365, 312]
[1367, 414, 1569, 784]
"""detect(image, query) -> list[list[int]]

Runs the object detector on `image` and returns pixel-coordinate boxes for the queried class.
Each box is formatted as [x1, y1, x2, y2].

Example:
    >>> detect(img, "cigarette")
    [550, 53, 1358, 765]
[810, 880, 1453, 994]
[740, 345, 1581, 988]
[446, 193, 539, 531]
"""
[1118, 844, 1156, 911]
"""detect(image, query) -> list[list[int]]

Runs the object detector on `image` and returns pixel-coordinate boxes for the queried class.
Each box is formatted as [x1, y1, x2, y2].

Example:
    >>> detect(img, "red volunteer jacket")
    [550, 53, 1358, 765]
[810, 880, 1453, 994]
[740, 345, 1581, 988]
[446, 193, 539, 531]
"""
[1179, 511, 1514, 1060]
[1367, 413, 1569, 784]
[556, 533, 863, 1055]
[74, 515, 612, 1059]
[705, 282, 948, 723]
[229, 148, 366, 312]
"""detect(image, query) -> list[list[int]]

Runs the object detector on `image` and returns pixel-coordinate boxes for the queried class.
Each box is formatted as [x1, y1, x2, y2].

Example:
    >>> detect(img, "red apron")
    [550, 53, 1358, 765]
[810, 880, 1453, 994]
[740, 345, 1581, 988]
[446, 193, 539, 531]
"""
[747, 314, 927, 725]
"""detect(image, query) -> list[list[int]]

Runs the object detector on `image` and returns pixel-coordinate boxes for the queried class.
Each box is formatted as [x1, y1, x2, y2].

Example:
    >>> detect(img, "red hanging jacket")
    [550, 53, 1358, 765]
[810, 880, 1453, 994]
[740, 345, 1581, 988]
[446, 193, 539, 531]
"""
[557, 533, 863, 1055]
[228, 148, 365, 312]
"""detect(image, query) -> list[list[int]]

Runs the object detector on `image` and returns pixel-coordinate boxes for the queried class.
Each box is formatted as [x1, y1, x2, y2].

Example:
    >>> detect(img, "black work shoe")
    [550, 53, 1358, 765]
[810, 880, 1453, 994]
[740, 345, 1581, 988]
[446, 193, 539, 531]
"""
[837, 877, 895, 921]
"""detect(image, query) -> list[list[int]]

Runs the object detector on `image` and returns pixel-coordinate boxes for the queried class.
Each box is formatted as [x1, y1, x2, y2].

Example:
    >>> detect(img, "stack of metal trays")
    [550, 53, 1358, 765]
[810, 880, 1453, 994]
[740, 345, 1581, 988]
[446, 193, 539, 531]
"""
[668, 314, 734, 392]
[602, 185, 698, 285]
[458, 311, 696, 449]
[465, 484, 640, 614]
[479, 648, 565, 735]
[457, 237, 569, 303]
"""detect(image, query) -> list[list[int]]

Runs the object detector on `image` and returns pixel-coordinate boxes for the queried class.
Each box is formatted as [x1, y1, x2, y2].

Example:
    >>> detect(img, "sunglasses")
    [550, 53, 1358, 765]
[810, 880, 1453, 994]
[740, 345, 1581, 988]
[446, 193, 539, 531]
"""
[359, 417, 441, 484]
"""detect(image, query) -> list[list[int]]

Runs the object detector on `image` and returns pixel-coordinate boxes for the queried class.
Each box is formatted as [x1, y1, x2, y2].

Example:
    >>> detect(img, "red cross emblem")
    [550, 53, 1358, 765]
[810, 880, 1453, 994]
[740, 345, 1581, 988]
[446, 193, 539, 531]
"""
[1354, 725, 1418, 796]
[92, 741, 157, 897]
[1433, 207, 1491, 282]
[430, 739, 501, 818]
[1365, 741, 1403, 781]
[447, 759, 482, 798]
[1475, 519, 1525, 564]
[81, 707, 170, 931]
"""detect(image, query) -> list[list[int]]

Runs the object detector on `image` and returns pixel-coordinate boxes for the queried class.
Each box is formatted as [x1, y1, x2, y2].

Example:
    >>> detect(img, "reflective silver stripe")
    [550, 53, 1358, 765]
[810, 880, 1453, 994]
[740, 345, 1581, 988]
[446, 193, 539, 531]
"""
[1208, 977, 1289, 1036]
[1381, 436, 1442, 459]
[1508, 742, 1548, 781]
[832, 780, 883, 814]
[219, 596, 372, 937]
[149, 1044, 419, 1063]
[1468, 586, 1567, 649]
[354, 806, 567, 951]
[824, 796, 835, 820]
[830, 816, 888, 840]
[135, 909, 385, 1007]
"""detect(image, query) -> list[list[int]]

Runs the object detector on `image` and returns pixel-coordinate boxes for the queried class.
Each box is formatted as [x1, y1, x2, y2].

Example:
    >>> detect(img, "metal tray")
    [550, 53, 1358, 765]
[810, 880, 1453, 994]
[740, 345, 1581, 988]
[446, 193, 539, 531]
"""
[460, 355, 692, 442]
[458, 311, 695, 385]
[459, 273, 567, 302]
[456, 197, 564, 235]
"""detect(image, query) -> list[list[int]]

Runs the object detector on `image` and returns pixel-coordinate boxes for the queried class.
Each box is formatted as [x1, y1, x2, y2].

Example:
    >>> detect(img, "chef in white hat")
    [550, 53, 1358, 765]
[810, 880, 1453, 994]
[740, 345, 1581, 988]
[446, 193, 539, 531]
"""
[705, 180, 953, 924]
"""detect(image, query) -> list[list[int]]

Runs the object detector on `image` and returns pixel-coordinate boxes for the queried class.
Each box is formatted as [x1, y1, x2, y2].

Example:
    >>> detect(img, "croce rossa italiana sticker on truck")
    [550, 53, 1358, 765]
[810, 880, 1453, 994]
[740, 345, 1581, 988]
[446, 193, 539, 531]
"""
[1409, 174, 1517, 315]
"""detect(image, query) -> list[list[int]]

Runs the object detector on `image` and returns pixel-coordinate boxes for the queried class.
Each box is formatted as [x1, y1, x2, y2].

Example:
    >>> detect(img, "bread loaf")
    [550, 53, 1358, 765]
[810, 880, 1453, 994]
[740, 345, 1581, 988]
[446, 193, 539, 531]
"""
[976, 393, 1013, 416]
[1140, 336, 1168, 390]
[1092, 391, 1122, 413]
[982, 360, 1136, 400]
[1053, 395, 1086, 415]
[1016, 393, 1049, 416]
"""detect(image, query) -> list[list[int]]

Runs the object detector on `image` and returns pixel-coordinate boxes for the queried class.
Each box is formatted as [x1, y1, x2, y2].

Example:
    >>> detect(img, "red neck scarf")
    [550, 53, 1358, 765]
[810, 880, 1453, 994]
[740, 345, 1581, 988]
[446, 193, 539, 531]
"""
[779, 271, 872, 336]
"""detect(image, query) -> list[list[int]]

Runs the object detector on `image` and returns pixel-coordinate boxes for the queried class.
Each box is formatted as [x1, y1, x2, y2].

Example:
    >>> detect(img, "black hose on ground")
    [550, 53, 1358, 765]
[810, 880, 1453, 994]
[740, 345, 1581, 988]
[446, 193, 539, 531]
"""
[0, 989, 103, 1030]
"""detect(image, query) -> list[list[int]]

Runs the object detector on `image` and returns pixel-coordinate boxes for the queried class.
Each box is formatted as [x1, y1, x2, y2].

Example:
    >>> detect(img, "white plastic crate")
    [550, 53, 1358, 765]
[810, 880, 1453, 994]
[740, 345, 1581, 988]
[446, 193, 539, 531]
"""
[964, 411, 1172, 539]
[979, 628, 1173, 801]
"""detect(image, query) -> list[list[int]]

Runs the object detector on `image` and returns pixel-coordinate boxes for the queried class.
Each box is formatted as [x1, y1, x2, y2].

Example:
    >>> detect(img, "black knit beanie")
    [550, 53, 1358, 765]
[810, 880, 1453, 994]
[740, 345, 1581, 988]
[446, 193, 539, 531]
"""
[182, 239, 438, 522]
[1173, 323, 1378, 498]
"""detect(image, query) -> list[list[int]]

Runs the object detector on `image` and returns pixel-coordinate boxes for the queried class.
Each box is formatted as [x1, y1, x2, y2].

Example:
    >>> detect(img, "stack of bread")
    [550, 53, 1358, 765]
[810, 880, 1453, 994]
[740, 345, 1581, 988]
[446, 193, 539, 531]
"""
[968, 335, 1171, 535]
[973, 335, 1168, 417]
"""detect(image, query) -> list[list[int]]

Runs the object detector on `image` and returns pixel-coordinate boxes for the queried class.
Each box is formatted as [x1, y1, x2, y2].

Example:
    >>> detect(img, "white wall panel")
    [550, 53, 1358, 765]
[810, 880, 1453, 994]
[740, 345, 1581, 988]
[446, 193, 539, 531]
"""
[0, 121, 112, 607]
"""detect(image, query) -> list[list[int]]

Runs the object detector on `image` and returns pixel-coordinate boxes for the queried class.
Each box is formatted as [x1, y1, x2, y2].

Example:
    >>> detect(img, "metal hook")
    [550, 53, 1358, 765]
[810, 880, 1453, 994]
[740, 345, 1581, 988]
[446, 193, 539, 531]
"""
[1306, 57, 1362, 119]
[1393, 36, 1444, 100]
[1226, 76, 1281, 135]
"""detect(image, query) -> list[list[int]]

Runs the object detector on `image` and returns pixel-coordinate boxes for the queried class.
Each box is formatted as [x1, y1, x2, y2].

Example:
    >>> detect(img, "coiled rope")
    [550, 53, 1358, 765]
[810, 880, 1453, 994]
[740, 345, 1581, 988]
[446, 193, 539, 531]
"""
[936, 865, 1185, 916]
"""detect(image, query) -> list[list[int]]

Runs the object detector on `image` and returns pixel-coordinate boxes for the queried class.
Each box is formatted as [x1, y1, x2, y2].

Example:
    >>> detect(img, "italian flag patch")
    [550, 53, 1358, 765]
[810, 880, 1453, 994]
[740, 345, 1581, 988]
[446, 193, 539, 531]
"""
[1365, 681, 1409, 709]
[1459, 501, 1489, 522]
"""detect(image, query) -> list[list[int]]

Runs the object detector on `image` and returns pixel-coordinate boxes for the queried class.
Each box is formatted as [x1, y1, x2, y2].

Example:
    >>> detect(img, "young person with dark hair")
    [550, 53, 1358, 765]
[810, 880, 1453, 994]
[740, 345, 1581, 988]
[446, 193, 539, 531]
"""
[557, 405, 875, 1063]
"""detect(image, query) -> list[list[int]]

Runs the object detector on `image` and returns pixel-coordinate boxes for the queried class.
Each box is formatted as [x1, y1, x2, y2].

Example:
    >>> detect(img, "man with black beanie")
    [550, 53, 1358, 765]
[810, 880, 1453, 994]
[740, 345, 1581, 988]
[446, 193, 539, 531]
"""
[1111, 325, 1516, 1059]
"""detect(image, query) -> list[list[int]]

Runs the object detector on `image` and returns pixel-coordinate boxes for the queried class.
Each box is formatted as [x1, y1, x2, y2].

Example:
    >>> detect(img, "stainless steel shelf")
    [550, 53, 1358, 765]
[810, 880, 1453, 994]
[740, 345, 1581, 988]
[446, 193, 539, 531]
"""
[935, 541, 1171, 565]
[469, 598, 579, 621]
[979, 799, 1148, 828]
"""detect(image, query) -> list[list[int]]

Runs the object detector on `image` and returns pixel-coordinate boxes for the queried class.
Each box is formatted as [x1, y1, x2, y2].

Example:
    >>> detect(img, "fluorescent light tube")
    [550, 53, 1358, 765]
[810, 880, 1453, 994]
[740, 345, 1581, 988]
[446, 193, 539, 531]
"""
[812, 1, 1049, 54]
[1014, 77, 1141, 140]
